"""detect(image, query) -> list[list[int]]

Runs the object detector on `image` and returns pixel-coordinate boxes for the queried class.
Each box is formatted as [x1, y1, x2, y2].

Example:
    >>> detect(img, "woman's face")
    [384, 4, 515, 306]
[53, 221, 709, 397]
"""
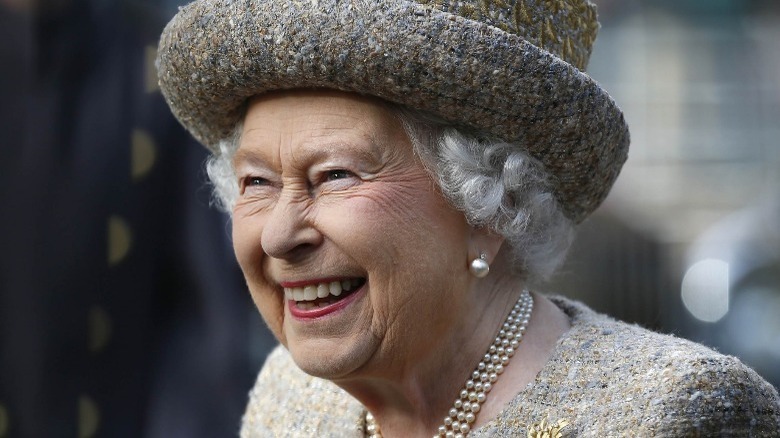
[232, 90, 475, 379]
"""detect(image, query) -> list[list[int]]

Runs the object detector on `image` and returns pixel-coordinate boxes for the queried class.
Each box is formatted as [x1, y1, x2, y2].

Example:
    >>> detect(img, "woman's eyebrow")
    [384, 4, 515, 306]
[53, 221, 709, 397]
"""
[232, 147, 269, 169]
[233, 129, 386, 170]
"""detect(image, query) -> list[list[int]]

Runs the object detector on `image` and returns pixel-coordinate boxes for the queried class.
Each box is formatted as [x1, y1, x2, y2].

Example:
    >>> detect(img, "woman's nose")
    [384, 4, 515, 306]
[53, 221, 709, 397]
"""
[260, 192, 323, 260]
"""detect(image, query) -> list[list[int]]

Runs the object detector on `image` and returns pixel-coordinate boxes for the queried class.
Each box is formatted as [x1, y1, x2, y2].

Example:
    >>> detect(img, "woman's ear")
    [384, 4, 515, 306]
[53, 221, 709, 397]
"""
[468, 227, 505, 265]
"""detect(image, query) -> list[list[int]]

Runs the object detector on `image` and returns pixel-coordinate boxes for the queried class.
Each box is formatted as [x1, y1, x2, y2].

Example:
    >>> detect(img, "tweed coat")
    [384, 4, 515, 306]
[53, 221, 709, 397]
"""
[241, 297, 780, 437]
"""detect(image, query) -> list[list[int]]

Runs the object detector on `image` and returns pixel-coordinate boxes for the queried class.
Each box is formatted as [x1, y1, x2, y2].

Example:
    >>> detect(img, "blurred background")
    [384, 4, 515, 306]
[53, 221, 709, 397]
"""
[0, 0, 778, 436]
[548, 0, 780, 394]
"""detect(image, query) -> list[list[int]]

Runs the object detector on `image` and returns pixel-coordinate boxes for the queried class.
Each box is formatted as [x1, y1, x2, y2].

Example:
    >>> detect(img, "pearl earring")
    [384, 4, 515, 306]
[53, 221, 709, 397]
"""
[469, 253, 490, 278]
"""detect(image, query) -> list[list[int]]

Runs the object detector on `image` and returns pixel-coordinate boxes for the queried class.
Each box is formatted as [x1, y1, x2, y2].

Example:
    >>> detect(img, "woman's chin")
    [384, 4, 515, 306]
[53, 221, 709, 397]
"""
[282, 287, 378, 379]
[287, 336, 377, 380]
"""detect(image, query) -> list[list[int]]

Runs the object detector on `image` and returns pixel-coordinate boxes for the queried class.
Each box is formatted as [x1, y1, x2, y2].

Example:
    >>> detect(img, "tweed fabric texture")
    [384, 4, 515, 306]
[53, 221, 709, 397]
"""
[241, 297, 780, 437]
[157, 0, 630, 222]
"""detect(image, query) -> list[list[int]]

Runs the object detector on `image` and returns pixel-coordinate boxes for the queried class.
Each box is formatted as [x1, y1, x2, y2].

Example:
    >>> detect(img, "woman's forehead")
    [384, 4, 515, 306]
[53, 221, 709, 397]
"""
[245, 91, 398, 134]
[247, 90, 394, 121]
[236, 90, 409, 164]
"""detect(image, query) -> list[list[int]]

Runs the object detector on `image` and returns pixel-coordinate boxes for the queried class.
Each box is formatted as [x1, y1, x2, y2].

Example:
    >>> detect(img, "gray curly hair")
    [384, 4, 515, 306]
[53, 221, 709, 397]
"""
[206, 104, 574, 281]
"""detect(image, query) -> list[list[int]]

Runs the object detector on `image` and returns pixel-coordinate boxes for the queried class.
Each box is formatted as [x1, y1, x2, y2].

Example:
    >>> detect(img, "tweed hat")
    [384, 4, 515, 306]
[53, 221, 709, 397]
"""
[157, 0, 629, 223]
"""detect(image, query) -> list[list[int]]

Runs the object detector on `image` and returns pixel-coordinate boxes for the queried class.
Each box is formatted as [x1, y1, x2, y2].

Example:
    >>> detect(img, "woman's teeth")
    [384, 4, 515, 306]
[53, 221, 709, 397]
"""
[284, 279, 361, 303]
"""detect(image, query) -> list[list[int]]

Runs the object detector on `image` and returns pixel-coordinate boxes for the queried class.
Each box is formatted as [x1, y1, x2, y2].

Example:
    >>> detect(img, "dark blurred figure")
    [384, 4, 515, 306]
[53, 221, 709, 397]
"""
[0, 0, 273, 436]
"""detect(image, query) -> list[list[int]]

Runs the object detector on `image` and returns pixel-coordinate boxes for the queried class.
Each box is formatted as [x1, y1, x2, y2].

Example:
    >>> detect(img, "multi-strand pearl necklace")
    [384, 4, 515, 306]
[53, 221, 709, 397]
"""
[365, 290, 534, 438]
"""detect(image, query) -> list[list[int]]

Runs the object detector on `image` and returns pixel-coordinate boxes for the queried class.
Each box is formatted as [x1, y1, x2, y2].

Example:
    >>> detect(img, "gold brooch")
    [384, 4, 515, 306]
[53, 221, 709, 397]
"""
[527, 417, 570, 438]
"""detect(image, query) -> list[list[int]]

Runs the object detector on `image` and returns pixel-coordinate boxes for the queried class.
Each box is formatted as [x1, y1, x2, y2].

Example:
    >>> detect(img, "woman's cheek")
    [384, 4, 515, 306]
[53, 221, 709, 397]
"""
[231, 200, 288, 323]
[314, 191, 412, 244]
[333, 174, 437, 221]
[251, 284, 286, 342]
[234, 223, 286, 342]
[233, 194, 274, 219]
[232, 208, 264, 270]
[232, 214, 276, 316]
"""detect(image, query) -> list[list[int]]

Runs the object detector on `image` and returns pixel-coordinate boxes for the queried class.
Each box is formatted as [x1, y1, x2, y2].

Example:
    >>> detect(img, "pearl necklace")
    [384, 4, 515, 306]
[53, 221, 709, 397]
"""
[365, 290, 534, 438]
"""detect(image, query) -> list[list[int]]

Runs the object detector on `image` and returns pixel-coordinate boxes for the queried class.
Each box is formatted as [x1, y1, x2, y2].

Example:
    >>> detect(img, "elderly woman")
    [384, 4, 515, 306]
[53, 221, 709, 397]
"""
[157, 0, 780, 436]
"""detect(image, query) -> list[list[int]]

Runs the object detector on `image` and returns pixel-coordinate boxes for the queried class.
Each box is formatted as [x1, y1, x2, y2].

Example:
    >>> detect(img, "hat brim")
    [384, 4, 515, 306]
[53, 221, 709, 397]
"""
[157, 0, 629, 223]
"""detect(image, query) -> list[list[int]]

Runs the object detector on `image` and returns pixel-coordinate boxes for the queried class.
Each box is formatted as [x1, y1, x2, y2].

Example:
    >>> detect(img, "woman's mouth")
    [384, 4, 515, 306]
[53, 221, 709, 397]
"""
[283, 278, 366, 313]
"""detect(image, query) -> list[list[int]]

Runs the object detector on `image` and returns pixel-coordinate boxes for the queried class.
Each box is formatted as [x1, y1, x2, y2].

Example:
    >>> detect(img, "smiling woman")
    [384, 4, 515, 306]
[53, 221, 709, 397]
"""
[231, 92, 489, 386]
[156, 0, 780, 436]
[228, 93, 564, 435]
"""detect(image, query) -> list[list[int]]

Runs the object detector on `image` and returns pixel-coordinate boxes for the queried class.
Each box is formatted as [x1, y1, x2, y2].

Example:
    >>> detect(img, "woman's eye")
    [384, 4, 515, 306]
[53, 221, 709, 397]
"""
[246, 176, 268, 186]
[241, 176, 270, 194]
[312, 169, 359, 193]
[325, 169, 352, 181]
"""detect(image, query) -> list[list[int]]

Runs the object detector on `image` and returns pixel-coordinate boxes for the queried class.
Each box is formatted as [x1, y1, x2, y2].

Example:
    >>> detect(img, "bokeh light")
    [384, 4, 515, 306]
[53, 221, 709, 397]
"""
[681, 259, 730, 322]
